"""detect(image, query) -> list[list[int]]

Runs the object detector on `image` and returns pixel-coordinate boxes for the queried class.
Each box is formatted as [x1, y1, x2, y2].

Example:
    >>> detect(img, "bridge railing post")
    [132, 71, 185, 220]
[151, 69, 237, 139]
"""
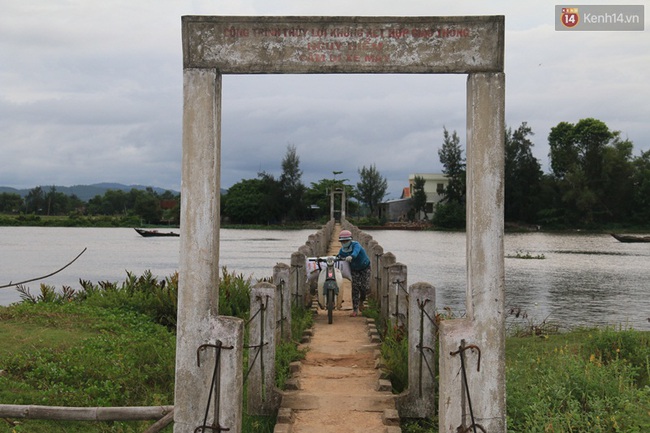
[397, 282, 437, 418]
[369, 243, 383, 301]
[290, 251, 308, 308]
[380, 252, 396, 324]
[247, 283, 281, 416]
[388, 262, 408, 329]
[273, 263, 291, 342]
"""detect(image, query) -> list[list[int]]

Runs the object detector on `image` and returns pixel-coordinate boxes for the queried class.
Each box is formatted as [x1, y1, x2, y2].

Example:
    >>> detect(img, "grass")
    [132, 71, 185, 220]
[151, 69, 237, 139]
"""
[0, 303, 176, 432]
[367, 301, 650, 433]
[0, 269, 313, 433]
[506, 328, 650, 432]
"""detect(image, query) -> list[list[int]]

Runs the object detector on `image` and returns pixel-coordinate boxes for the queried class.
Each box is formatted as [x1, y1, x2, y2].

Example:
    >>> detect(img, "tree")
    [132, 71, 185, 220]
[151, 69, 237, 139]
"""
[133, 189, 162, 224]
[0, 192, 23, 213]
[435, 127, 466, 228]
[601, 135, 635, 222]
[631, 150, 650, 224]
[438, 127, 466, 204]
[303, 177, 354, 221]
[25, 186, 45, 214]
[548, 118, 617, 225]
[504, 122, 543, 223]
[411, 176, 427, 220]
[223, 174, 283, 224]
[356, 164, 387, 217]
[279, 144, 306, 221]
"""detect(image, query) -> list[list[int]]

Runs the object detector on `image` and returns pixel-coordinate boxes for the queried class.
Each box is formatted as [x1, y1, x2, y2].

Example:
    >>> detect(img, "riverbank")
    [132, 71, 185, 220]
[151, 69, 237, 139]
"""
[1, 298, 648, 433]
[3, 213, 650, 235]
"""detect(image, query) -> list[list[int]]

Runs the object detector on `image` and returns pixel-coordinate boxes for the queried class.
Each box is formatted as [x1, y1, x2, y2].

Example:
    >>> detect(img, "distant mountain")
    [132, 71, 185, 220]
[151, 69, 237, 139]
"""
[0, 183, 180, 202]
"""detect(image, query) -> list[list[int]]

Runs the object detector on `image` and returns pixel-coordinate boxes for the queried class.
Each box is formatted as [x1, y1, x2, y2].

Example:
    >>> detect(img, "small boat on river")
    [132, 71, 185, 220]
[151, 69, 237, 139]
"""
[134, 228, 180, 238]
[610, 233, 650, 243]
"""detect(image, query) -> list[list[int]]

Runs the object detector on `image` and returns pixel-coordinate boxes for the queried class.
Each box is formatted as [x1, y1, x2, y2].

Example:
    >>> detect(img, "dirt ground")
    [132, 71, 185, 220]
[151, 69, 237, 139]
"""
[280, 273, 396, 432]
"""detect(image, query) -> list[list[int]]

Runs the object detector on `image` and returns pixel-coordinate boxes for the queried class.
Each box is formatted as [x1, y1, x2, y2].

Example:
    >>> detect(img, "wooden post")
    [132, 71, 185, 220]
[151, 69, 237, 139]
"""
[0, 405, 173, 421]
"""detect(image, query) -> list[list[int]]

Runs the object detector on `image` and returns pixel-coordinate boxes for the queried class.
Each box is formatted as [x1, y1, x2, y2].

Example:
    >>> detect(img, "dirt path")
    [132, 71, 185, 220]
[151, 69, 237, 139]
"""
[275, 226, 399, 433]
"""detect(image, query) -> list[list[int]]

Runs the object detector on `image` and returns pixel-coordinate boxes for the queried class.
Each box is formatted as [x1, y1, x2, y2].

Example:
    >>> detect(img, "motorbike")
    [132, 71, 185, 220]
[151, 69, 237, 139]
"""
[308, 256, 344, 324]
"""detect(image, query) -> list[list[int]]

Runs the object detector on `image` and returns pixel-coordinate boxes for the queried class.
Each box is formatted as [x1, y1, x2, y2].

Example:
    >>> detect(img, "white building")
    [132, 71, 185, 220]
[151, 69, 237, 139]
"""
[379, 173, 449, 222]
[409, 173, 449, 220]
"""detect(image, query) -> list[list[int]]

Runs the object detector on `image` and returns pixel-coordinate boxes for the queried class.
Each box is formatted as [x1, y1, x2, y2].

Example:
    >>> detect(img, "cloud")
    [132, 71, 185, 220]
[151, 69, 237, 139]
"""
[1, 0, 648, 199]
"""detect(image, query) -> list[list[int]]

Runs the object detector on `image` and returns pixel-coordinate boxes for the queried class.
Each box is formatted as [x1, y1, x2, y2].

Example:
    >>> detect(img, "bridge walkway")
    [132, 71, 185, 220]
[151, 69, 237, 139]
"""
[275, 224, 400, 433]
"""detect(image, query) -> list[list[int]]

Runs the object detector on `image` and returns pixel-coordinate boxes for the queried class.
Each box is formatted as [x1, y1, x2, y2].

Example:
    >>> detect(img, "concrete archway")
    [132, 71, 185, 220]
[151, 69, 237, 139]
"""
[177, 16, 505, 433]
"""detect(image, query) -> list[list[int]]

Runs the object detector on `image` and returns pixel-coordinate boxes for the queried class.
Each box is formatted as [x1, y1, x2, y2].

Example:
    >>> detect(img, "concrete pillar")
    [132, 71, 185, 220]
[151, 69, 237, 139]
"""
[175, 68, 224, 433]
[340, 187, 346, 220]
[387, 262, 408, 329]
[247, 283, 282, 416]
[397, 283, 436, 418]
[438, 72, 506, 433]
[175, 316, 243, 433]
[273, 263, 292, 342]
[290, 251, 308, 308]
[369, 243, 384, 300]
[307, 234, 317, 256]
[380, 252, 396, 324]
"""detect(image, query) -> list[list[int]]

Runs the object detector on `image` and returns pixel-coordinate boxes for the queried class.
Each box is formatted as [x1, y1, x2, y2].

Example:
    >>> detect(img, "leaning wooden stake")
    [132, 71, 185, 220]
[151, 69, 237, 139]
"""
[0, 404, 173, 421]
[144, 408, 175, 433]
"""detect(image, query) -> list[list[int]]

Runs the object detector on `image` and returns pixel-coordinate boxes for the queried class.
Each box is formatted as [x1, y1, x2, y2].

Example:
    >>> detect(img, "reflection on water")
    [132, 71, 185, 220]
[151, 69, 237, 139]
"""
[1, 227, 648, 330]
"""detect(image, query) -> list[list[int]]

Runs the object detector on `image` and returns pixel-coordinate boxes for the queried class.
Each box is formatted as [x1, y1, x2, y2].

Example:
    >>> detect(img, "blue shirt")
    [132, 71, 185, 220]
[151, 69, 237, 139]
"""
[338, 240, 370, 271]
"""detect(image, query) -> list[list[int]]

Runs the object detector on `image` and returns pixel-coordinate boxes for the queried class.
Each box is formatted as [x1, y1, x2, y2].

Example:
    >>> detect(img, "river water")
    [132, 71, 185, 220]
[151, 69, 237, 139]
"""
[1, 227, 648, 331]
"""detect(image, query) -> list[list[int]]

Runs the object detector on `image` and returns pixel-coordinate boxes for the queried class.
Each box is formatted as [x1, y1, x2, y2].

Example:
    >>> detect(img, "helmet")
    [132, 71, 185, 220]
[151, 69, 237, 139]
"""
[338, 230, 352, 241]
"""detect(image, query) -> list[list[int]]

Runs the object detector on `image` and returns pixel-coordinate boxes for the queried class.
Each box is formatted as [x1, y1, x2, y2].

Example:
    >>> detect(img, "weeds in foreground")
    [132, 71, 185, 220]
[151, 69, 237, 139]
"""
[362, 300, 650, 433]
[507, 327, 650, 432]
[2, 269, 313, 433]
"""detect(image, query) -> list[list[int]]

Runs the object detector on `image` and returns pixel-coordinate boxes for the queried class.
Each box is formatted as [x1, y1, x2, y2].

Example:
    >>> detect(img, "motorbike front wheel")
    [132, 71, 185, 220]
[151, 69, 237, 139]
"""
[326, 288, 335, 324]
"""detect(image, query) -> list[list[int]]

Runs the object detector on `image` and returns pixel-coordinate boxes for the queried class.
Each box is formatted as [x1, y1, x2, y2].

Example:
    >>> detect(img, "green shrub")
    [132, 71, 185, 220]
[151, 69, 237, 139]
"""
[582, 327, 650, 386]
[507, 330, 650, 432]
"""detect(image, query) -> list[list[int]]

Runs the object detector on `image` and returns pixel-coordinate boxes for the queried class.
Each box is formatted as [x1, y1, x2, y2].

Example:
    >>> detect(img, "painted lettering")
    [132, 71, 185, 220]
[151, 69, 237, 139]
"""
[307, 42, 343, 51]
[252, 28, 308, 37]
[366, 29, 381, 38]
[223, 27, 250, 37]
[299, 53, 328, 62]
[387, 28, 410, 38]
[437, 28, 470, 37]
[364, 55, 389, 63]
[330, 28, 365, 37]
[411, 28, 435, 38]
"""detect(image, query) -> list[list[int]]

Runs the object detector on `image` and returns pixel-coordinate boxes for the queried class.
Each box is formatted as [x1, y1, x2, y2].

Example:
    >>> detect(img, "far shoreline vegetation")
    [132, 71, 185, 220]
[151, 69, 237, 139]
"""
[2, 213, 650, 234]
[3, 118, 650, 233]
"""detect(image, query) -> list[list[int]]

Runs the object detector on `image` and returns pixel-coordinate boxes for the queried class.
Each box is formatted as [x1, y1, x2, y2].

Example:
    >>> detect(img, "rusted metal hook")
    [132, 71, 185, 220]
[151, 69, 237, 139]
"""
[450, 344, 481, 372]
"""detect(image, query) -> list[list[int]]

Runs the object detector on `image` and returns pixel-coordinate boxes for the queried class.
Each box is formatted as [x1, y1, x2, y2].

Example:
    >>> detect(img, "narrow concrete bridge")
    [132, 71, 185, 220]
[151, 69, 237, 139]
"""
[274, 224, 400, 433]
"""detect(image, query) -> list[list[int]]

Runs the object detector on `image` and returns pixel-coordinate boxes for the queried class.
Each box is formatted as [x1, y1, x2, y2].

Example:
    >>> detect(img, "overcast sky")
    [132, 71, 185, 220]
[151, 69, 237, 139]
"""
[1, 1, 648, 200]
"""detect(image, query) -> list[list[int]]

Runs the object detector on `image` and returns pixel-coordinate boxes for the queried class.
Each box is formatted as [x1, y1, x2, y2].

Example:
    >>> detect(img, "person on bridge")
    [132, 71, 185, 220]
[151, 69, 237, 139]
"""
[337, 229, 371, 317]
